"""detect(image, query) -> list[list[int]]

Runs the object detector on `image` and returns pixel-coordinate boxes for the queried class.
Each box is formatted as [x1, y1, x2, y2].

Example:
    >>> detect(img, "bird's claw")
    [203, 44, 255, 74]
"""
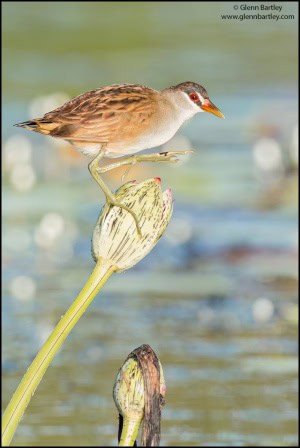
[159, 150, 193, 163]
[160, 150, 193, 156]
[106, 199, 142, 238]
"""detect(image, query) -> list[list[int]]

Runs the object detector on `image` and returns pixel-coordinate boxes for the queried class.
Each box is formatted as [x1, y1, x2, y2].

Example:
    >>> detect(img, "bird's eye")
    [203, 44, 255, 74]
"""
[189, 92, 199, 102]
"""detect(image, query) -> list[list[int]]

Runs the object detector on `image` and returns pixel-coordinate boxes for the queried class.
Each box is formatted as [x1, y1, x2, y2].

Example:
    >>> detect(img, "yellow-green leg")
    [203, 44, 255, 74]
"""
[89, 150, 192, 238]
[88, 152, 143, 237]
[98, 150, 193, 173]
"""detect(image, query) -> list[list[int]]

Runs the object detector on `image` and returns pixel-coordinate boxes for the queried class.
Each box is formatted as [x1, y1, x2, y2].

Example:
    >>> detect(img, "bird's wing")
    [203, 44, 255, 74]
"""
[42, 84, 158, 141]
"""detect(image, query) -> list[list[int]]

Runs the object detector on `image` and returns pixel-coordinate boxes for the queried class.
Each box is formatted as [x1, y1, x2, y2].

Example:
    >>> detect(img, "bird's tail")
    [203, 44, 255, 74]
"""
[14, 119, 58, 135]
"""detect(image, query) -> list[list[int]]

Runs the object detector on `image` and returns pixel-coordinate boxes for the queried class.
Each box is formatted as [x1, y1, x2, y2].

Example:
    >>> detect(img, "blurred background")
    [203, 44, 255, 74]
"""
[2, 2, 298, 446]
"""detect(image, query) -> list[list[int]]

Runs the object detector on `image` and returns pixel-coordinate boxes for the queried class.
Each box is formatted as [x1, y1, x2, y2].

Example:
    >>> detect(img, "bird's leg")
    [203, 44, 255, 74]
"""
[97, 150, 193, 173]
[88, 152, 142, 238]
[90, 149, 192, 237]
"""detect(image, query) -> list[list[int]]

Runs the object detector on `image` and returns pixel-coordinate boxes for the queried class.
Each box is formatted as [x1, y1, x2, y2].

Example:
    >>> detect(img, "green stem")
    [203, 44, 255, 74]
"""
[119, 416, 142, 447]
[2, 259, 115, 446]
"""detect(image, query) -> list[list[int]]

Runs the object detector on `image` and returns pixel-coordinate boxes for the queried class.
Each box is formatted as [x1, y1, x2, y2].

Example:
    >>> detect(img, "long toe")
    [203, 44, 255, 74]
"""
[111, 200, 142, 238]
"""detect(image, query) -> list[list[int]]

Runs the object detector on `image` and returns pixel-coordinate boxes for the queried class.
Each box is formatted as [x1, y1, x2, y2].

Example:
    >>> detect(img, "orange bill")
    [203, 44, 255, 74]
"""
[201, 99, 225, 118]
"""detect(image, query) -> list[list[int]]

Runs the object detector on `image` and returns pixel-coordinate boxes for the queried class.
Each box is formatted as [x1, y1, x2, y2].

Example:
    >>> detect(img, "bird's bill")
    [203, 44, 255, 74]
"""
[201, 99, 225, 119]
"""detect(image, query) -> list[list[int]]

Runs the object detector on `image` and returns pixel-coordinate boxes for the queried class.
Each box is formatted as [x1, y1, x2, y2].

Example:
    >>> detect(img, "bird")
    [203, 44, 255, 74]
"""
[15, 81, 224, 236]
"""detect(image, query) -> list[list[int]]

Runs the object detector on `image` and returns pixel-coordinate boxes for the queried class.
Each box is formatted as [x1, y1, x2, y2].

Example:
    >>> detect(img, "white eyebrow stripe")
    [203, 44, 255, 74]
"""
[197, 92, 205, 103]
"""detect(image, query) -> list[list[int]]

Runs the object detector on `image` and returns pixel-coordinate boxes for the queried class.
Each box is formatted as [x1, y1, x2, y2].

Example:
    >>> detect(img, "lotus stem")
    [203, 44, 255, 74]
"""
[2, 259, 115, 446]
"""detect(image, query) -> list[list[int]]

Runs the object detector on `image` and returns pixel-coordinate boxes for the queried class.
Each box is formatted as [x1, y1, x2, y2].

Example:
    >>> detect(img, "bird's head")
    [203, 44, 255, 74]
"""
[166, 81, 225, 119]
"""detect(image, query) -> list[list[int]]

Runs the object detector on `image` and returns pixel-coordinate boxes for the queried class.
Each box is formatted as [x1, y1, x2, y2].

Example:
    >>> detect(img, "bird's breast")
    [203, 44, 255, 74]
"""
[105, 113, 185, 157]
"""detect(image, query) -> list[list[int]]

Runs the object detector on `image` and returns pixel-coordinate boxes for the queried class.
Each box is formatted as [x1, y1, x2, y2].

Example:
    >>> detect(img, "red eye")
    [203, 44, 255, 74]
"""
[189, 92, 199, 102]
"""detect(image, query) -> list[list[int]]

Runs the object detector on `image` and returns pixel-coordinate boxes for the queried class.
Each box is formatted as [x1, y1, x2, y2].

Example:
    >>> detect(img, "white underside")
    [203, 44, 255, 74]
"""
[75, 122, 182, 159]
[73, 119, 185, 159]
[105, 116, 190, 158]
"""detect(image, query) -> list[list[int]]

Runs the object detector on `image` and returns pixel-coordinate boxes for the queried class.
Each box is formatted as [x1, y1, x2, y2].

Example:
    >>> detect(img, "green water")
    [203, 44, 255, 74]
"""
[2, 2, 298, 446]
